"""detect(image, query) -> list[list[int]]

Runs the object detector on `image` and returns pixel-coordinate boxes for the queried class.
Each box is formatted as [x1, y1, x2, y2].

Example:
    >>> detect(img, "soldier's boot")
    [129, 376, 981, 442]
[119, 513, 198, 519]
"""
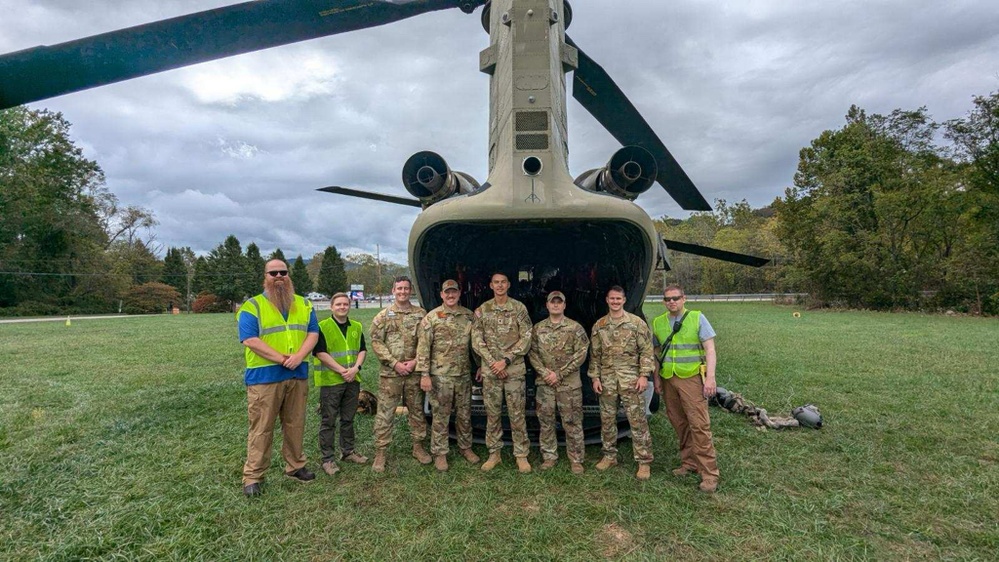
[459, 448, 481, 464]
[540, 458, 557, 471]
[672, 466, 695, 477]
[570, 462, 585, 475]
[636, 463, 651, 481]
[434, 455, 449, 472]
[480, 452, 502, 472]
[372, 449, 387, 473]
[516, 457, 532, 474]
[699, 478, 718, 493]
[595, 456, 618, 471]
[412, 443, 432, 465]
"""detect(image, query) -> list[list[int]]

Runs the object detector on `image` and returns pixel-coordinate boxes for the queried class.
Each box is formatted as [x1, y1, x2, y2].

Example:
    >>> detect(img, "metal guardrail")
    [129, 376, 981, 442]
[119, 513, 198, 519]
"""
[644, 293, 807, 302]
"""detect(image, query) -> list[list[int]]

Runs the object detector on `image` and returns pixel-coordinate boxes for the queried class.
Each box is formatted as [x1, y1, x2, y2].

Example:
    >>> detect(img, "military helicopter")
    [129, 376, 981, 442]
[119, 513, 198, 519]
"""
[0, 0, 767, 443]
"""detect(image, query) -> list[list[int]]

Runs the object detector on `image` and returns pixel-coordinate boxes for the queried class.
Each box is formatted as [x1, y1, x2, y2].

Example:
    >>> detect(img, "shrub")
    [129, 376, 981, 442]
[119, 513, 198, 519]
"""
[192, 292, 230, 313]
[123, 282, 182, 315]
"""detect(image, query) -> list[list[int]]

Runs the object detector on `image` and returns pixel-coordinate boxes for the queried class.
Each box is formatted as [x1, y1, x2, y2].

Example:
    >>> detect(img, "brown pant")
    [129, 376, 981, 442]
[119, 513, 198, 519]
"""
[243, 378, 308, 485]
[664, 375, 719, 482]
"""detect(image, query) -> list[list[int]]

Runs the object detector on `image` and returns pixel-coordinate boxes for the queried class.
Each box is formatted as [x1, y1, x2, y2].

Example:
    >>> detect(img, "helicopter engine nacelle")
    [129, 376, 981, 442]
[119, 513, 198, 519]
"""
[402, 151, 479, 206]
[575, 146, 658, 200]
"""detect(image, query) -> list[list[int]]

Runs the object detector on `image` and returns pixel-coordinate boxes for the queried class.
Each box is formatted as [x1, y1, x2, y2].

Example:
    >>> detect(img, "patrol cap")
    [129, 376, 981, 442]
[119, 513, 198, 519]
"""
[441, 279, 460, 292]
[546, 290, 566, 302]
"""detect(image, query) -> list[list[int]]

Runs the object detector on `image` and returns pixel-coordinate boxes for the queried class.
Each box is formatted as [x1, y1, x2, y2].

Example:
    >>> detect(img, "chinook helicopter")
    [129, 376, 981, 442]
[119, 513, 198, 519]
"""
[0, 0, 767, 443]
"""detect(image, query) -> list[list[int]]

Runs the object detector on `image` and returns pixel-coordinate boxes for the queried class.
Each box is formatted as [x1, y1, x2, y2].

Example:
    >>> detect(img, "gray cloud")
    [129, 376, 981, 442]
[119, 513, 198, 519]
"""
[3, 0, 997, 261]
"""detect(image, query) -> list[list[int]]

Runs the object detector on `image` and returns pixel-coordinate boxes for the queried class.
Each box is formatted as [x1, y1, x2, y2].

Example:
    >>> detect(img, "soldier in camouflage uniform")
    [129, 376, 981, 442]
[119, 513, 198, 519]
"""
[589, 286, 656, 480]
[416, 279, 481, 472]
[528, 291, 589, 474]
[369, 276, 431, 472]
[471, 272, 534, 474]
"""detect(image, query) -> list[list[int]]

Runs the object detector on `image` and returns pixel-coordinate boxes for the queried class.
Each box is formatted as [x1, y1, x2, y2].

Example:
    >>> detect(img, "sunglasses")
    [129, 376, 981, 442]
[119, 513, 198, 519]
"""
[664, 295, 684, 302]
[267, 270, 289, 277]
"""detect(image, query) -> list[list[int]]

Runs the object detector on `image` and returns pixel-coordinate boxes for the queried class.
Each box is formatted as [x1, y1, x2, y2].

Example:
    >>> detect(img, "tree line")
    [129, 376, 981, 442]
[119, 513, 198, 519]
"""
[3, 92, 997, 315]
[656, 92, 998, 315]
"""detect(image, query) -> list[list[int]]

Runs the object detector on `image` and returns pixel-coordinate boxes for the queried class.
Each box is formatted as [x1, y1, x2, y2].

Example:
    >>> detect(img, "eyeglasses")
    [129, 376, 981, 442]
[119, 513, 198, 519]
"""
[267, 270, 289, 277]
[664, 296, 684, 302]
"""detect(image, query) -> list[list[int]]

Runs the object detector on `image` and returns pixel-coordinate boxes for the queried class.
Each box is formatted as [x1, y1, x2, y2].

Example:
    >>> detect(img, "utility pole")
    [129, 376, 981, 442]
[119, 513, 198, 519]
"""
[376, 244, 382, 309]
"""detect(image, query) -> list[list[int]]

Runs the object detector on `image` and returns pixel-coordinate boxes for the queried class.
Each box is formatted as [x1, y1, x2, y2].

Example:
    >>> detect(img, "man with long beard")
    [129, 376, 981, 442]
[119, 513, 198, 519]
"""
[236, 259, 320, 497]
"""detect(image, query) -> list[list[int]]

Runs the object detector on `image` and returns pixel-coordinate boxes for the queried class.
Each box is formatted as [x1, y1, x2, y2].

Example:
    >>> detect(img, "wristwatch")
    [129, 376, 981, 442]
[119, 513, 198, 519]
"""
[503, 357, 512, 366]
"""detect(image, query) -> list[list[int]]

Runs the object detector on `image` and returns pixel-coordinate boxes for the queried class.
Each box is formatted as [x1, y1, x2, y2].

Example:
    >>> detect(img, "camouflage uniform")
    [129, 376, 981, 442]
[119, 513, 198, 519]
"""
[528, 316, 589, 464]
[588, 312, 656, 464]
[416, 304, 475, 457]
[369, 302, 428, 450]
[471, 297, 533, 457]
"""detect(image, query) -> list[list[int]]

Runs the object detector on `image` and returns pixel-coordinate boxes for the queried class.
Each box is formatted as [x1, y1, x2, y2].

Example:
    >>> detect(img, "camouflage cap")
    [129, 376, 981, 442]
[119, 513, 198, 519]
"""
[441, 279, 460, 292]
[546, 290, 566, 302]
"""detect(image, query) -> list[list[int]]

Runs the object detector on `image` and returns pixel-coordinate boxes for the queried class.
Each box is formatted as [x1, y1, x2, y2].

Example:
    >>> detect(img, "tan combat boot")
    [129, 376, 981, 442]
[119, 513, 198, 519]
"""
[595, 456, 618, 471]
[699, 479, 718, 493]
[570, 462, 584, 475]
[636, 463, 651, 481]
[434, 455, 449, 472]
[540, 458, 557, 471]
[672, 466, 695, 477]
[516, 457, 532, 474]
[460, 448, 481, 464]
[480, 452, 502, 472]
[412, 443, 432, 465]
[372, 449, 387, 473]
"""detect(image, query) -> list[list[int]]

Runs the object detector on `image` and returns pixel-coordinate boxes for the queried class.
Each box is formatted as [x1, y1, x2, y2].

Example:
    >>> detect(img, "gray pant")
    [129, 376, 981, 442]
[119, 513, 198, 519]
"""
[318, 382, 360, 462]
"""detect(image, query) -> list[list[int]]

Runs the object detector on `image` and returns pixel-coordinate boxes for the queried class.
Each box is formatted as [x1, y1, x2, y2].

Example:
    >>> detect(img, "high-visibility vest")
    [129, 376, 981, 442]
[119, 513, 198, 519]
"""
[313, 317, 362, 387]
[238, 294, 313, 371]
[652, 309, 705, 379]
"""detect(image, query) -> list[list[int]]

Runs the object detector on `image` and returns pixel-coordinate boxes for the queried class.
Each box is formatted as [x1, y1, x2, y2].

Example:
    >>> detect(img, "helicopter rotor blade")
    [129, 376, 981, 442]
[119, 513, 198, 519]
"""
[663, 239, 769, 267]
[318, 186, 422, 208]
[0, 0, 486, 109]
[566, 36, 711, 211]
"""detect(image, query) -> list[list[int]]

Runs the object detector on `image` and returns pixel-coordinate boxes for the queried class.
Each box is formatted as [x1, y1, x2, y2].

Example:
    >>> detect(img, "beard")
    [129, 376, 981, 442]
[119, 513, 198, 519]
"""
[264, 276, 295, 312]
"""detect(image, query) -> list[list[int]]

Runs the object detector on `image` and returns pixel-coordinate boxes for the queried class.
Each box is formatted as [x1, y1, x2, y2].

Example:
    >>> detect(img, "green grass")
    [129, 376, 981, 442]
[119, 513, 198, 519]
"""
[1, 304, 996, 560]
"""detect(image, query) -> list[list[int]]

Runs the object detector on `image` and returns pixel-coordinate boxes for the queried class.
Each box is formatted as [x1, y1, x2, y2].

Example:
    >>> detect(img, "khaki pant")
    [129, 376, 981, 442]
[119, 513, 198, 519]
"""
[243, 378, 308, 485]
[599, 376, 653, 464]
[536, 383, 584, 464]
[373, 375, 428, 449]
[483, 374, 530, 457]
[664, 375, 719, 482]
[428, 375, 473, 456]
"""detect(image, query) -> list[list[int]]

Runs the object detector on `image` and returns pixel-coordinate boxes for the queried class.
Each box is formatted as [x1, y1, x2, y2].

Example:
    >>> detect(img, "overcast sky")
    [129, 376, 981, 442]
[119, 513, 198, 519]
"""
[2, 0, 997, 263]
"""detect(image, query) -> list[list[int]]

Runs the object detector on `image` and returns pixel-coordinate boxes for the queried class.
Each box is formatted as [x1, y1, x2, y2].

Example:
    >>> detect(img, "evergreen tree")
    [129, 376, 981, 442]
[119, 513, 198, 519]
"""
[244, 242, 265, 297]
[317, 245, 348, 296]
[206, 235, 248, 307]
[191, 256, 211, 295]
[290, 255, 313, 295]
[269, 248, 286, 262]
[161, 247, 188, 293]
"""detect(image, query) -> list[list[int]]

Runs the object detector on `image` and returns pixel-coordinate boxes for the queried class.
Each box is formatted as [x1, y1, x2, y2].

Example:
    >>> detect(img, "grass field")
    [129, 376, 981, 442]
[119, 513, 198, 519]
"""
[1, 303, 997, 560]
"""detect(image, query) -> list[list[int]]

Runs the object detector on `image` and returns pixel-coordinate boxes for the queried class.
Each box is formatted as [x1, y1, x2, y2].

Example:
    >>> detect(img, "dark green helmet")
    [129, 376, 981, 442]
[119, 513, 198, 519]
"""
[792, 404, 823, 429]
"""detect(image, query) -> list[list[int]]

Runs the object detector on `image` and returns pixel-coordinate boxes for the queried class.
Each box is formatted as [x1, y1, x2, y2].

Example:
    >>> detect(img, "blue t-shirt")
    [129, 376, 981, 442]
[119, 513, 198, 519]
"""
[238, 304, 319, 385]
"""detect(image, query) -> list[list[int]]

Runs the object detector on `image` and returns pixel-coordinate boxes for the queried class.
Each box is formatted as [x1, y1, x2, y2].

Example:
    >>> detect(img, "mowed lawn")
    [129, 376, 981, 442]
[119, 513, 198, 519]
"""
[1, 303, 996, 560]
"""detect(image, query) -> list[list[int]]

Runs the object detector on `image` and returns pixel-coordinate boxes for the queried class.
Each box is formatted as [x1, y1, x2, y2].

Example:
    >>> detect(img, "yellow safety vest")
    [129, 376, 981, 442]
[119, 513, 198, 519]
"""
[653, 309, 705, 379]
[238, 294, 312, 371]
[312, 317, 362, 387]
